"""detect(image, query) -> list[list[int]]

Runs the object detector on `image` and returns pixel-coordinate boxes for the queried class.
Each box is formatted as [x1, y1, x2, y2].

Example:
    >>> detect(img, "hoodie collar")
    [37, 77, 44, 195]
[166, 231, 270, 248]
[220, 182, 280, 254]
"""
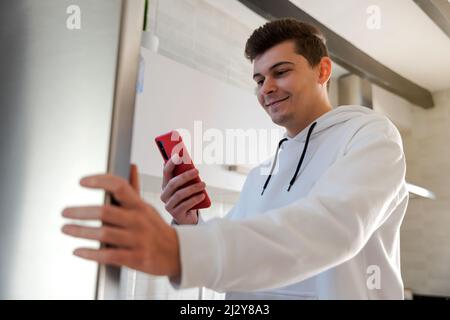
[283, 105, 373, 143]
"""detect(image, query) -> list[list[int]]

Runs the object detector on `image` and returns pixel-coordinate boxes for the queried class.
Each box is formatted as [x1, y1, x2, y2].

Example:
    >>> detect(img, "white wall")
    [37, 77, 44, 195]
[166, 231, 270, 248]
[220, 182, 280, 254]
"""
[373, 85, 450, 297]
[399, 88, 450, 297]
[131, 48, 283, 193]
[372, 84, 413, 135]
[146, 0, 265, 93]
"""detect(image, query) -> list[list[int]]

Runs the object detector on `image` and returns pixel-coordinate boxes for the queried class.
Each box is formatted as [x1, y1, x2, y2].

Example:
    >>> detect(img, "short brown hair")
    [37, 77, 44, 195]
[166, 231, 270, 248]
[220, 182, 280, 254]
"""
[245, 18, 329, 67]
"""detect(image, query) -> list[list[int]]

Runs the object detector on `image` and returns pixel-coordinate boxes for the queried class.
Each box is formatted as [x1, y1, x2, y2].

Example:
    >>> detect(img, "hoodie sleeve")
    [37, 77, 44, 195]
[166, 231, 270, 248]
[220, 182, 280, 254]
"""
[172, 116, 407, 292]
[171, 210, 205, 226]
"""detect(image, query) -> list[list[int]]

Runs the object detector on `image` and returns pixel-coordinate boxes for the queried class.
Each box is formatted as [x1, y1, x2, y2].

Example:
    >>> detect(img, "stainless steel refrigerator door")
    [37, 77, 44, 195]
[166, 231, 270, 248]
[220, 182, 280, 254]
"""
[0, 0, 144, 299]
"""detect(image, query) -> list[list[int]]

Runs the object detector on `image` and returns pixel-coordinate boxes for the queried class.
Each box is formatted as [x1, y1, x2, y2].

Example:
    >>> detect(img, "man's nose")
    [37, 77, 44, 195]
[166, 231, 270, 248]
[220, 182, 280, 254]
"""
[261, 77, 277, 95]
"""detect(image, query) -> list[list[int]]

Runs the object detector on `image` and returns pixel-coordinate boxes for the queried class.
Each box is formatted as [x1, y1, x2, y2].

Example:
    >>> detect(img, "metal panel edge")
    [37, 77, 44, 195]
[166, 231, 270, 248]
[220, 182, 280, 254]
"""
[95, 0, 145, 300]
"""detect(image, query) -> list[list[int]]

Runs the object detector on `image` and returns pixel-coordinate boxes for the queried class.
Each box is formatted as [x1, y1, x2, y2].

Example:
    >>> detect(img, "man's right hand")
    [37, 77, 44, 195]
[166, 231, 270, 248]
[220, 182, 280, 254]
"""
[160, 154, 206, 225]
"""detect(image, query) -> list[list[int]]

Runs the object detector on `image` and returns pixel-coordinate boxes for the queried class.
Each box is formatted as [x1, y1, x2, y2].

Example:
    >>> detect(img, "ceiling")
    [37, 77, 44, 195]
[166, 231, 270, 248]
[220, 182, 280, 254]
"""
[204, 0, 350, 79]
[289, 0, 450, 92]
[208, 0, 450, 92]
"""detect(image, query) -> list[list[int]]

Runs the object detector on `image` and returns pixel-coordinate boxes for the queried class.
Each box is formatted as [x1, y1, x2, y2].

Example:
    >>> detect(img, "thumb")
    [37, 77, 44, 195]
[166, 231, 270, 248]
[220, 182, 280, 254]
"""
[129, 163, 141, 192]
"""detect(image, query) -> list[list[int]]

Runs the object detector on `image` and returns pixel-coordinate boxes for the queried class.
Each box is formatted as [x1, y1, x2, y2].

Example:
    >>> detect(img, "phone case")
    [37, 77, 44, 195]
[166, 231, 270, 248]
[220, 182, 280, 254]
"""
[155, 130, 211, 210]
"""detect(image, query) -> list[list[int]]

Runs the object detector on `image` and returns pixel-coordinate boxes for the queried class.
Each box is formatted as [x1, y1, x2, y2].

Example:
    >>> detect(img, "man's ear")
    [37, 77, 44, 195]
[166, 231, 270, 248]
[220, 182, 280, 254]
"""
[318, 57, 332, 86]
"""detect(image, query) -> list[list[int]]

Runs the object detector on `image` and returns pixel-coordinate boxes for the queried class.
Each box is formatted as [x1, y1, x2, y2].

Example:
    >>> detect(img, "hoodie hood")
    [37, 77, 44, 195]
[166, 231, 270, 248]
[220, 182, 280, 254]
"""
[285, 105, 373, 143]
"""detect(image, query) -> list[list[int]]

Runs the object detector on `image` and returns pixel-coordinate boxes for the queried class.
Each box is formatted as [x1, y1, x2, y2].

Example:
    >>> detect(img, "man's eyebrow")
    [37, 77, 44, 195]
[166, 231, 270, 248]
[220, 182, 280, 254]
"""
[253, 61, 294, 79]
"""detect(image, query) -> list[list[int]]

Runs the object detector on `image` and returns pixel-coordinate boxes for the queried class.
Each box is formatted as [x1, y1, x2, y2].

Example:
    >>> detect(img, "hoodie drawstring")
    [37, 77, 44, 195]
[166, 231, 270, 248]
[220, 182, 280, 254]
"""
[261, 122, 318, 196]
[287, 122, 317, 191]
[261, 137, 288, 195]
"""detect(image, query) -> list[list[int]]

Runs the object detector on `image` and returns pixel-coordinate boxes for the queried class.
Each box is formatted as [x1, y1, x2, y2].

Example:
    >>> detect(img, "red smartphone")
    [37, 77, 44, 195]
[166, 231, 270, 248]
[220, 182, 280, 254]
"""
[155, 130, 211, 210]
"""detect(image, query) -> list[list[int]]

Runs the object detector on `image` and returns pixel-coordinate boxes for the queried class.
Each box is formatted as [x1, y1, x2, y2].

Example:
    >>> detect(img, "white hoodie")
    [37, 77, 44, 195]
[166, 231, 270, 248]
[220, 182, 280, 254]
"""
[172, 105, 408, 299]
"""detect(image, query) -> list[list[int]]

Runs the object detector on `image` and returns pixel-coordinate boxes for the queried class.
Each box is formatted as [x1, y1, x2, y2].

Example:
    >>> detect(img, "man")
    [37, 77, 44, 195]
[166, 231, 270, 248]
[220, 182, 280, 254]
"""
[62, 18, 408, 299]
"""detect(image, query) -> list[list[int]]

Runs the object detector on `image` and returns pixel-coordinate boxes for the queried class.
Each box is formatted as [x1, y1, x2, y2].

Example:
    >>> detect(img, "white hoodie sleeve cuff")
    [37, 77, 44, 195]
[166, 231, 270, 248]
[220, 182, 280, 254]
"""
[170, 210, 206, 226]
[169, 220, 224, 290]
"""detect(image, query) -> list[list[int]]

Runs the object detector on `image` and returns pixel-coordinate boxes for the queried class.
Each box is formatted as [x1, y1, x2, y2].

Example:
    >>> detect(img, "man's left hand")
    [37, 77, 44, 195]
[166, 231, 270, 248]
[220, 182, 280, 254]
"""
[61, 164, 181, 278]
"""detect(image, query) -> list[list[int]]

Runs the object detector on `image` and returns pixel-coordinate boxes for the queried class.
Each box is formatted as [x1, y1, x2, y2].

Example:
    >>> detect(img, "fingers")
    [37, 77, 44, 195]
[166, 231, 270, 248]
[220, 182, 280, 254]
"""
[62, 205, 134, 228]
[160, 168, 199, 203]
[73, 248, 133, 267]
[62, 224, 136, 248]
[79, 174, 142, 208]
[162, 155, 178, 189]
[171, 193, 205, 220]
[129, 164, 140, 192]
[165, 182, 206, 211]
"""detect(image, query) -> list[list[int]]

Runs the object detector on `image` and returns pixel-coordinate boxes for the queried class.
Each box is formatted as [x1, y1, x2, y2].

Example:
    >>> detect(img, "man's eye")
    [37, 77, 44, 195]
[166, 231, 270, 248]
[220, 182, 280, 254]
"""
[256, 79, 264, 86]
[275, 70, 289, 76]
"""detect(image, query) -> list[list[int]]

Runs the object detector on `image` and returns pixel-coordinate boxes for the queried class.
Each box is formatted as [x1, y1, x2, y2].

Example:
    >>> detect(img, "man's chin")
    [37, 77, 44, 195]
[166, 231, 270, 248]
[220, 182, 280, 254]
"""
[270, 114, 289, 126]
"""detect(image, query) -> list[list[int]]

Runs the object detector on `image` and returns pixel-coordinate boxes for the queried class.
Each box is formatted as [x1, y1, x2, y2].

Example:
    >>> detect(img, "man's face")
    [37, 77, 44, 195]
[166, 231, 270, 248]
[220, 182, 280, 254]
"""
[253, 41, 324, 132]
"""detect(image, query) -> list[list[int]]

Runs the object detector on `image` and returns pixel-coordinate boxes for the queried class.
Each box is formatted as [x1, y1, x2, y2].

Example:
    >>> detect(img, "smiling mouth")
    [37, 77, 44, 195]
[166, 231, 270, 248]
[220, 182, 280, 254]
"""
[265, 96, 289, 107]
